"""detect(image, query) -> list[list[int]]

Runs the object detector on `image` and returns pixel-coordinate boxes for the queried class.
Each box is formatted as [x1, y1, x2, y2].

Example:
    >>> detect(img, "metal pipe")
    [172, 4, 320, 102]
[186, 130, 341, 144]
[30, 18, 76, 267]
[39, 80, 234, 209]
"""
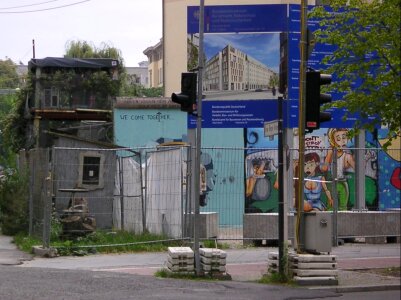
[193, 0, 205, 276]
[296, 0, 309, 253]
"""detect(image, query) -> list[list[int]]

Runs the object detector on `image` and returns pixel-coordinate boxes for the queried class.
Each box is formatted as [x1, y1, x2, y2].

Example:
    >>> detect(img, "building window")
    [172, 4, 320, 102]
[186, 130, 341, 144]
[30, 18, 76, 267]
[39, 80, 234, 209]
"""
[78, 152, 105, 189]
[43, 86, 59, 108]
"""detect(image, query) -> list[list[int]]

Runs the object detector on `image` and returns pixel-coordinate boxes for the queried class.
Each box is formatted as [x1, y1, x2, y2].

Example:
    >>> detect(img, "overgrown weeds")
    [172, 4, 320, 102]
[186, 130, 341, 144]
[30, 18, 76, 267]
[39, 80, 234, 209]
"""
[14, 230, 185, 256]
[0, 170, 29, 235]
[155, 268, 231, 281]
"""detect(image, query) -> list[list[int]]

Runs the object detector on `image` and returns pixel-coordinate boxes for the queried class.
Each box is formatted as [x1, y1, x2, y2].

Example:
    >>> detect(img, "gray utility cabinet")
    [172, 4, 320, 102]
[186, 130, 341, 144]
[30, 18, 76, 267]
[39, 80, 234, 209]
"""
[304, 212, 332, 253]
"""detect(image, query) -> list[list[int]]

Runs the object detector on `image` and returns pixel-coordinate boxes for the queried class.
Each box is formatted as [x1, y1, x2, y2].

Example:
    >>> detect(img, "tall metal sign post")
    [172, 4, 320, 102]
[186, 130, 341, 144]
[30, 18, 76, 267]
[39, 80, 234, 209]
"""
[193, 0, 205, 275]
[277, 96, 285, 275]
[296, 0, 308, 252]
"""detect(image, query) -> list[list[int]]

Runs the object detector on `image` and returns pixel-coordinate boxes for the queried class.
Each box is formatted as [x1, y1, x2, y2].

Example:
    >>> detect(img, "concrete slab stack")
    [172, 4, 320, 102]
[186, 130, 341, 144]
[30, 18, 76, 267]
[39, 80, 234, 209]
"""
[199, 248, 227, 275]
[166, 247, 194, 273]
[267, 251, 279, 273]
[290, 253, 338, 286]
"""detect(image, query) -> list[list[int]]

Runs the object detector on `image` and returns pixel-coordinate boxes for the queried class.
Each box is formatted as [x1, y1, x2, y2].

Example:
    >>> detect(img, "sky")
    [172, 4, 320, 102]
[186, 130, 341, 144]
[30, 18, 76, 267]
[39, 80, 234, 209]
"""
[0, 0, 162, 66]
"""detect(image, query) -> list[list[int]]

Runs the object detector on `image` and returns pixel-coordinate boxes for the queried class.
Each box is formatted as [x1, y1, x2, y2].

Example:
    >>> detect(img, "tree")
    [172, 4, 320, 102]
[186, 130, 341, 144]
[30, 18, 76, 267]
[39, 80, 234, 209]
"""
[0, 59, 20, 161]
[65, 40, 126, 83]
[0, 59, 19, 89]
[269, 73, 279, 89]
[310, 0, 401, 146]
[65, 40, 124, 62]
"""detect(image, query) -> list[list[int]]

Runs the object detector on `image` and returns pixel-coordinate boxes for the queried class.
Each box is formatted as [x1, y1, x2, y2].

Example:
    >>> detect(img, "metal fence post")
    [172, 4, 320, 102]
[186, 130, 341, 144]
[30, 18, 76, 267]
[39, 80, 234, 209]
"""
[139, 153, 146, 233]
[42, 149, 52, 248]
[28, 151, 34, 236]
[118, 156, 125, 230]
[332, 147, 338, 247]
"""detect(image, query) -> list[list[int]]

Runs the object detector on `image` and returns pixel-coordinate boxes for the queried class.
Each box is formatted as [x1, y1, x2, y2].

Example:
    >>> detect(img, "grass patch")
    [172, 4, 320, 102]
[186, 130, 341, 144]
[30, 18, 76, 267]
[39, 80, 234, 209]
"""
[14, 231, 185, 256]
[201, 239, 230, 249]
[155, 268, 231, 281]
[358, 267, 401, 278]
[155, 268, 198, 280]
[259, 272, 294, 285]
[13, 234, 41, 253]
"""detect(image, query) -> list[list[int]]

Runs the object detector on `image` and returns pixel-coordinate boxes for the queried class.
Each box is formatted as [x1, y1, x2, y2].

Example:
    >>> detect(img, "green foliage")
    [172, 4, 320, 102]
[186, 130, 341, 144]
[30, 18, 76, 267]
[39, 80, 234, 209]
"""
[0, 59, 25, 155]
[120, 84, 163, 97]
[50, 211, 63, 241]
[1, 87, 31, 152]
[260, 242, 292, 285]
[65, 40, 126, 81]
[42, 229, 182, 256]
[0, 169, 29, 235]
[41, 68, 119, 95]
[259, 272, 294, 285]
[201, 239, 230, 249]
[187, 38, 199, 71]
[13, 234, 41, 253]
[65, 40, 96, 58]
[155, 268, 231, 281]
[269, 73, 279, 88]
[0, 59, 19, 88]
[155, 268, 196, 279]
[141, 87, 164, 97]
[309, 0, 401, 145]
[65, 40, 124, 63]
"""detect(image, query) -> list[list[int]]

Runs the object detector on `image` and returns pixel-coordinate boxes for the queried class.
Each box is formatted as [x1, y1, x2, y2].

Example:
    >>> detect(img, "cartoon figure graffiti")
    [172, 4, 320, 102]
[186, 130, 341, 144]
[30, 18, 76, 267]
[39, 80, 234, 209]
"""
[245, 151, 278, 213]
[304, 152, 333, 211]
[321, 128, 355, 210]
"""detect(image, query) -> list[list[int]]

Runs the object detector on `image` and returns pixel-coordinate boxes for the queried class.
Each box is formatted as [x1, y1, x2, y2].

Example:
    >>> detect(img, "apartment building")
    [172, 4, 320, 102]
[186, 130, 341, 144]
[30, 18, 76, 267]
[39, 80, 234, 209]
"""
[143, 38, 163, 88]
[125, 61, 149, 88]
[204, 45, 277, 92]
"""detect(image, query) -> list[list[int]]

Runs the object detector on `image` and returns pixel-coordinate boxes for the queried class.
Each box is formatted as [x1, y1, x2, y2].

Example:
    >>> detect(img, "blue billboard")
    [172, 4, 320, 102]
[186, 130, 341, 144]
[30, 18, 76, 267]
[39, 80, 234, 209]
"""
[187, 4, 375, 129]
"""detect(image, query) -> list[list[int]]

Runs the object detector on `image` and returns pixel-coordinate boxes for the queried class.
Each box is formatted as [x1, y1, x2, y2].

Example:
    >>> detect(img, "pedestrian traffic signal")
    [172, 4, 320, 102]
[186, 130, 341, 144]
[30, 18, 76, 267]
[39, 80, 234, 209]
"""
[305, 70, 332, 132]
[171, 72, 197, 113]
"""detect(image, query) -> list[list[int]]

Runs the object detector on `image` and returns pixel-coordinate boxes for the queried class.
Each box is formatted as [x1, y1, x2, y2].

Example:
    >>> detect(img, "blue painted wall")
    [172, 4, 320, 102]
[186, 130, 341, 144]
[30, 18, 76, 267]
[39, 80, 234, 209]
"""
[114, 108, 188, 148]
[114, 107, 245, 226]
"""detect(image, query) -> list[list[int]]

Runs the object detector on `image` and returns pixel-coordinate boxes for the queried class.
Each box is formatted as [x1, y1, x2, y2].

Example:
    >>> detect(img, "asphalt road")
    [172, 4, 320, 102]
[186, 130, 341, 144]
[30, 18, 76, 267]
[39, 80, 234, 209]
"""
[1, 266, 340, 300]
[1, 235, 399, 299]
[2, 266, 400, 300]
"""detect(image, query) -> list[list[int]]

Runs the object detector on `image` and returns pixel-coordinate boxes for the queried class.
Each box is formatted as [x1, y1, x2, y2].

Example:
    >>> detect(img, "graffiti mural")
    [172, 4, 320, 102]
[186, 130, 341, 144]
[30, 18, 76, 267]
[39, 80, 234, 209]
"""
[378, 129, 401, 209]
[301, 128, 381, 210]
[244, 128, 279, 213]
[303, 152, 334, 211]
[244, 127, 396, 213]
[320, 128, 356, 210]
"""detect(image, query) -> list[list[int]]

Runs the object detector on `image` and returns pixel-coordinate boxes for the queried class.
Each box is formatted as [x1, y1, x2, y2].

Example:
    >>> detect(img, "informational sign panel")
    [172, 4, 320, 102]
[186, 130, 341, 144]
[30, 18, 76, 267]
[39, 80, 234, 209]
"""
[188, 100, 287, 129]
[187, 4, 375, 129]
[187, 5, 287, 34]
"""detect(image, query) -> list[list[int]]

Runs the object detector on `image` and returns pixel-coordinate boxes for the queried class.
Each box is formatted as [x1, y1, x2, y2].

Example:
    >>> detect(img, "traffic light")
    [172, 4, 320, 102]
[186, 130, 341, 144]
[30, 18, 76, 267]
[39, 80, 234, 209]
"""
[171, 72, 197, 113]
[305, 70, 332, 132]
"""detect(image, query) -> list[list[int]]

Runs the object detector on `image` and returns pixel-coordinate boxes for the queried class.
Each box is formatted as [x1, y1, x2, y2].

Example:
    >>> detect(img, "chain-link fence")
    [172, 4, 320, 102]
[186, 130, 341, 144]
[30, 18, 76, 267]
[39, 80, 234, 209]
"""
[26, 145, 400, 248]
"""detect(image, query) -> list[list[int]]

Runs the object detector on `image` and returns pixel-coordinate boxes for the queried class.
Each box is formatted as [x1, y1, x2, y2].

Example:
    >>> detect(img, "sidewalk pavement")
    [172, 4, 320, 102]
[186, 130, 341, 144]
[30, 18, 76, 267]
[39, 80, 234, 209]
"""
[1, 234, 400, 292]
[0, 235, 32, 265]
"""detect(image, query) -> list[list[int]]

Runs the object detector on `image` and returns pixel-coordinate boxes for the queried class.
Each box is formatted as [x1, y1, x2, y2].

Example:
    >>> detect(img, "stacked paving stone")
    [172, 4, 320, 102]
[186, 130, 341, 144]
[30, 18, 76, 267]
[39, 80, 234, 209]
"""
[290, 253, 338, 286]
[199, 248, 227, 275]
[166, 247, 194, 274]
[267, 251, 279, 273]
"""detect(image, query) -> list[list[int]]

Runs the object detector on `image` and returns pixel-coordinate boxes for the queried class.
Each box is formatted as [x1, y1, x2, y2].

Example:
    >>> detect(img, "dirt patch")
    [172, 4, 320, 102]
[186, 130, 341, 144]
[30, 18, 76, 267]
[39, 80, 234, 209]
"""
[356, 267, 400, 278]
